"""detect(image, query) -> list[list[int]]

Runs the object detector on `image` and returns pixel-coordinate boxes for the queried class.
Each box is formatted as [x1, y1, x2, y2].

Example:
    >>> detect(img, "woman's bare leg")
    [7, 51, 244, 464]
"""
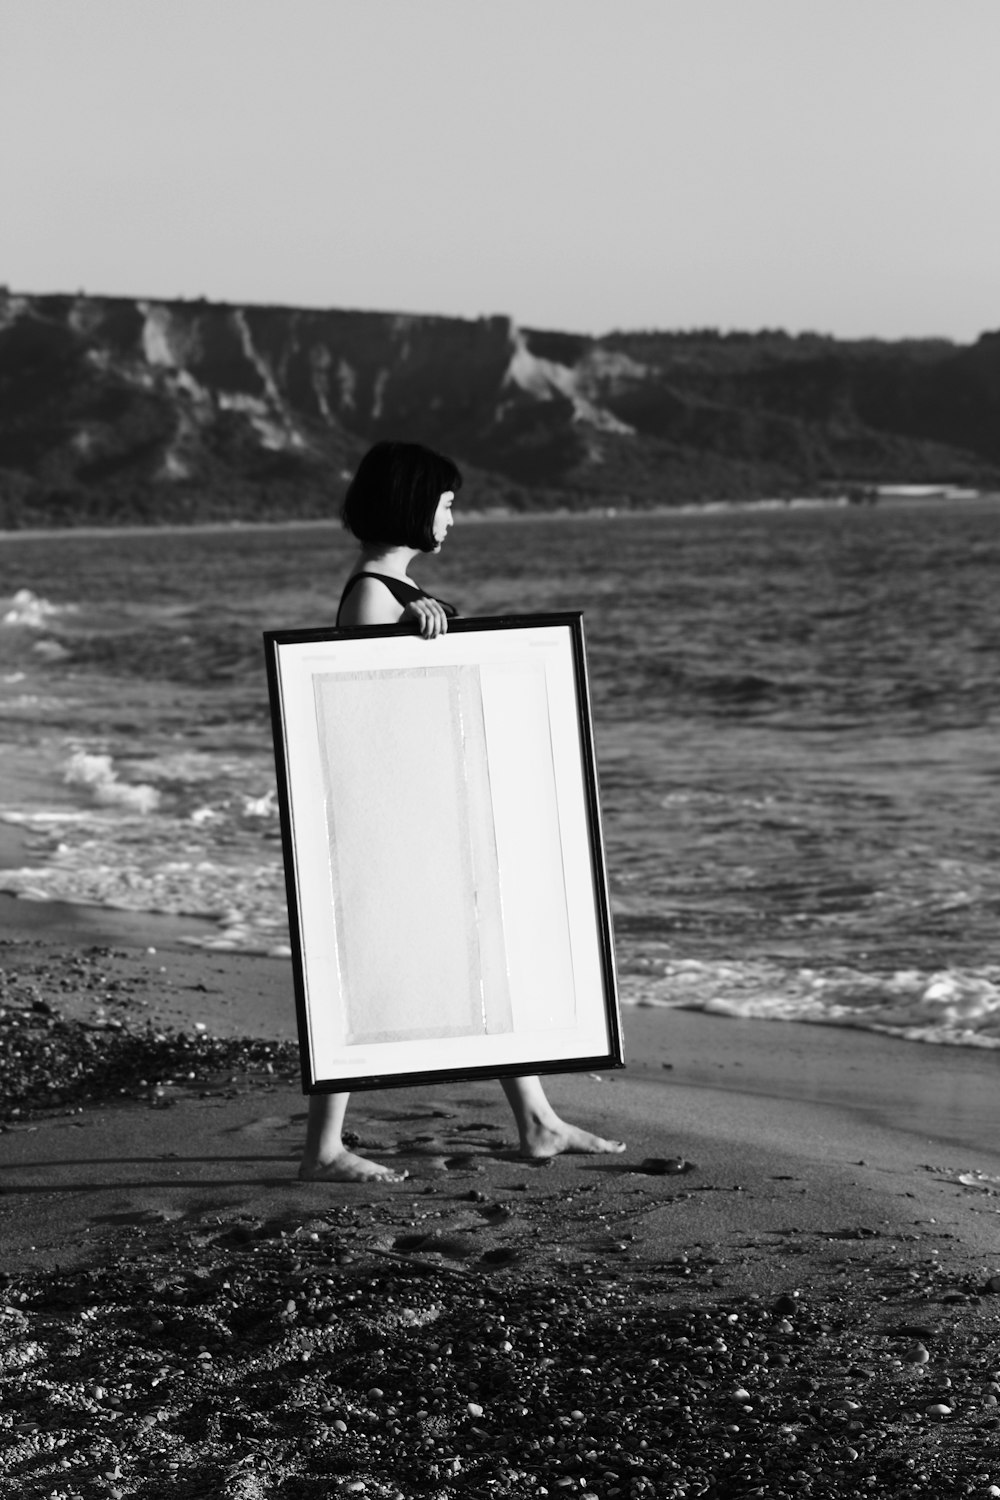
[500, 1076, 625, 1159]
[299, 1092, 408, 1183]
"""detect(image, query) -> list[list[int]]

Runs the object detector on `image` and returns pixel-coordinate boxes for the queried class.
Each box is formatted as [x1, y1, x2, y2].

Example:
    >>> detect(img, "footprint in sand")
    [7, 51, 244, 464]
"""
[397, 1135, 450, 1154]
[376, 1109, 458, 1123]
[91, 1207, 183, 1226]
[393, 1231, 478, 1260]
[481, 1246, 520, 1266]
[228, 1115, 295, 1136]
[395, 1138, 492, 1174]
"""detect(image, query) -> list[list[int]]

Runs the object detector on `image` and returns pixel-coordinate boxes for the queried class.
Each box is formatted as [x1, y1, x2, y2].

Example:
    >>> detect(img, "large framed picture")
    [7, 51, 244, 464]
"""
[264, 613, 623, 1092]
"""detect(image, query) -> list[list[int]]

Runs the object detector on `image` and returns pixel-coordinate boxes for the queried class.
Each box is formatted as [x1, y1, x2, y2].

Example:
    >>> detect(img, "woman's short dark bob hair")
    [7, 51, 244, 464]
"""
[341, 441, 462, 552]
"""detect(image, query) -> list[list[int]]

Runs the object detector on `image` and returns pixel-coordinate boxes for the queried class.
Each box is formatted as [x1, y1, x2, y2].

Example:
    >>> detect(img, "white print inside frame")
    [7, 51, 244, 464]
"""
[265, 615, 623, 1091]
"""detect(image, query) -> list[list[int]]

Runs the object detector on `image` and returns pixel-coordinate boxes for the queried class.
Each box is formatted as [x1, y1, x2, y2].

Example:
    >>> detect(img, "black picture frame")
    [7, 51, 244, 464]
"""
[264, 613, 623, 1092]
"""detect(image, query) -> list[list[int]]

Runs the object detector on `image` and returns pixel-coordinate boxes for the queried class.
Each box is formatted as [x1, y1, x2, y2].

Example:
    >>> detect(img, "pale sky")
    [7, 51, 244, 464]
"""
[2, 0, 998, 341]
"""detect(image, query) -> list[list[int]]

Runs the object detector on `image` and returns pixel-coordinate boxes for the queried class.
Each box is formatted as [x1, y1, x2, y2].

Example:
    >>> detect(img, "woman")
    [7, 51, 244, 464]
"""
[300, 440, 625, 1182]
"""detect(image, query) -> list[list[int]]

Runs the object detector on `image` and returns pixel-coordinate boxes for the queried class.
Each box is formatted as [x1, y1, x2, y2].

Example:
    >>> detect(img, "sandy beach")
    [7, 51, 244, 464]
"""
[3, 892, 1000, 1497]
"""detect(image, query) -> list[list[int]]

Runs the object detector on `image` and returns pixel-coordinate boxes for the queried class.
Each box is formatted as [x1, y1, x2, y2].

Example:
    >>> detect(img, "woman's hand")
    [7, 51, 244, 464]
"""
[403, 597, 449, 638]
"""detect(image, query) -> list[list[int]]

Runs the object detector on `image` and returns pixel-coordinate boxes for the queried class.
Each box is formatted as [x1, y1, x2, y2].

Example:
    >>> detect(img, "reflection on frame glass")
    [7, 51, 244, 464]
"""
[264, 614, 623, 1092]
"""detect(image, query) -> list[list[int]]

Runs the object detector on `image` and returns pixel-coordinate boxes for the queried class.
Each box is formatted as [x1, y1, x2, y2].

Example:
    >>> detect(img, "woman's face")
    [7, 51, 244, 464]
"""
[431, 490, 455, 549]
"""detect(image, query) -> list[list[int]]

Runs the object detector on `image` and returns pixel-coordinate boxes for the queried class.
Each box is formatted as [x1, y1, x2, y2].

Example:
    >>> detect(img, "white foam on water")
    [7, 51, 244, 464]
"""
[64, 750, 160, 814]
[0, 819, 290, 957]
[1, 745, 291, 958]
[3, 737, 999, 1042]
[6, 774, 1000, 1042]
[619, 957, 1000, 1048]
[1, 588, 78, 628]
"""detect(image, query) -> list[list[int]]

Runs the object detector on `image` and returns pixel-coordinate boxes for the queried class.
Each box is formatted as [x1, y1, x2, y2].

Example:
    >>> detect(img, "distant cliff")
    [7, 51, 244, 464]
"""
[1, 290, 997, 525]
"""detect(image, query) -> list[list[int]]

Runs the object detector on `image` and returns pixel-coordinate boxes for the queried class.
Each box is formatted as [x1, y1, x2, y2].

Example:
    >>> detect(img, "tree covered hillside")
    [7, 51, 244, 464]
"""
[1, 292, 997, 527]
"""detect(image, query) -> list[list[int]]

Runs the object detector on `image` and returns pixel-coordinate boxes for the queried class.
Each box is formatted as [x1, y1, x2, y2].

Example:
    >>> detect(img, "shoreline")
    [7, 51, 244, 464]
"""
[3, 898, 999, 1267]
[1, 490, 997, 544]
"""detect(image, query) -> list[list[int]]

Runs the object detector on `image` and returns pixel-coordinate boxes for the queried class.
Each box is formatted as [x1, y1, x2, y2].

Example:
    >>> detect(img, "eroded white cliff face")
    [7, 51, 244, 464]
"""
[140, 302, 191, 369]
[502, 325, 635, 434]
[580, 346, 650, 395]
[232, 310, 282, 407]
[334, 356, 356, 414]
[0, 291, 649, 498]
[0, 294, 33, 331]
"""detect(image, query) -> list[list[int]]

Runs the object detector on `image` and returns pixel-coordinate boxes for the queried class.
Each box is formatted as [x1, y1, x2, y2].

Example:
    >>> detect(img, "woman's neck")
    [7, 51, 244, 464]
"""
[356, 544, 417, 580]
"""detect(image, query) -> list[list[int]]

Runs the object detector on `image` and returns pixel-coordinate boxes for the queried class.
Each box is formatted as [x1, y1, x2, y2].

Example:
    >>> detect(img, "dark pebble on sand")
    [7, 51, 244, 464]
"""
[0, 971, 301, 1121]
[1, 1233, 994, 1500]
[636, 1156, 695, 1175]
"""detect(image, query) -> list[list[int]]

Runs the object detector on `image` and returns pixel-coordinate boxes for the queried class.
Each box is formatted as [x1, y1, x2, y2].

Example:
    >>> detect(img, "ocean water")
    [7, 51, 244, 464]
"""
[1, 499, 999, 1049]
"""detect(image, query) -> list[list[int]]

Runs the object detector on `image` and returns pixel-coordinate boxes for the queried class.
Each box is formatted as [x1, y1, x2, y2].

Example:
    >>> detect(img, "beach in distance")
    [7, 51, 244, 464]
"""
[2, 500, 1000, 1496]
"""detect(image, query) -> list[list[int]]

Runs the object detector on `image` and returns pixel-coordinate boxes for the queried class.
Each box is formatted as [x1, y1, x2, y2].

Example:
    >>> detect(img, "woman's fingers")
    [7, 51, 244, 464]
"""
[406, 598, 449, 638]
[422, 602, 447, 637]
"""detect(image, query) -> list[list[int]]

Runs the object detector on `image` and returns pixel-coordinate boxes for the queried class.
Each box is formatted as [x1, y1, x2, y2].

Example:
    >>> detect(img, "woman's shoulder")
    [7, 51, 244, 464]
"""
[361, 571, 425, 599]
[337, 571, 458, 626]
[336, 571, 421, 627]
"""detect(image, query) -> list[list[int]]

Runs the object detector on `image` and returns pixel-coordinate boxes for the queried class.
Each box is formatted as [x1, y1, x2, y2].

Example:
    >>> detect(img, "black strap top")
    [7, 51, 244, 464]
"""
[335, 571, 458, 627]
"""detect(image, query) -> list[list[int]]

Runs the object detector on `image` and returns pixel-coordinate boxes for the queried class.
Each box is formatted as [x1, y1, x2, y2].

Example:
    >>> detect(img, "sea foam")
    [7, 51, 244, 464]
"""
[619, 957, 1000, 1048]
[64, 750, 160, 814]
[2, 588, 76, 628]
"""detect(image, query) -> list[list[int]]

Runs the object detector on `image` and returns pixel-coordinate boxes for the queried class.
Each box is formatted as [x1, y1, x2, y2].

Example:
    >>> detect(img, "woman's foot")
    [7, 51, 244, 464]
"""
[299, 1150, 409, 1183]
[500, 1076, 626, 1161]
[300, 1093, 408, 1183]
[517, 1117, 626, 1160]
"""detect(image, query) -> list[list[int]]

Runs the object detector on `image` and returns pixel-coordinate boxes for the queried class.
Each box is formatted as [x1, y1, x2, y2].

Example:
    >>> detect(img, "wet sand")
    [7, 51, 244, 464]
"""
[3, 898, 1000, 1496]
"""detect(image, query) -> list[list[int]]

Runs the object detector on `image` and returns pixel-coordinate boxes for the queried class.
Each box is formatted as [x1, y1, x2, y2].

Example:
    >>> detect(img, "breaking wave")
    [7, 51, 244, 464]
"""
[2, 588, 77, 628]
[618, 955, 1000, 1049]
